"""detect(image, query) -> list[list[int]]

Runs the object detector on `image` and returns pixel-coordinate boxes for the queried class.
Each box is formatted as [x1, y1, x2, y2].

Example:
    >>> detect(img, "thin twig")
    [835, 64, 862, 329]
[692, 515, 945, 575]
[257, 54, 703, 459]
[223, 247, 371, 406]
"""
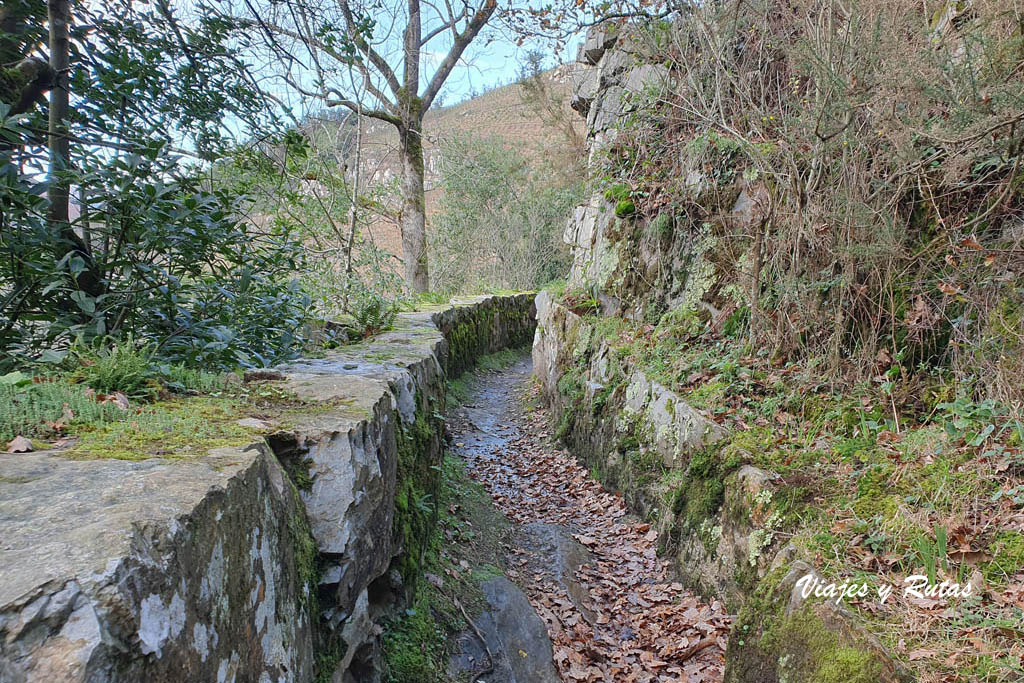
[451, 594, 494, 683]
[678, 635, 718, 661]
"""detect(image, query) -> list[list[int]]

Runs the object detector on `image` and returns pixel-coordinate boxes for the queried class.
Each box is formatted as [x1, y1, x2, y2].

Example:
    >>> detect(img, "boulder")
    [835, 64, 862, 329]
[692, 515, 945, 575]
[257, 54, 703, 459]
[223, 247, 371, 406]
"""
[570, 66, 600, 115]
[0, 447, 316, 683]
[448, 578, 560, 683]
[623, 63, 670, 96]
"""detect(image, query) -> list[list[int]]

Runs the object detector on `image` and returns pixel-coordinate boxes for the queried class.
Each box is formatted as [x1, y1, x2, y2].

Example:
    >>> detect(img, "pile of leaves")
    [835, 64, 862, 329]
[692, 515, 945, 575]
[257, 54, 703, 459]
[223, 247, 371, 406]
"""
[460, 382, 730, 681]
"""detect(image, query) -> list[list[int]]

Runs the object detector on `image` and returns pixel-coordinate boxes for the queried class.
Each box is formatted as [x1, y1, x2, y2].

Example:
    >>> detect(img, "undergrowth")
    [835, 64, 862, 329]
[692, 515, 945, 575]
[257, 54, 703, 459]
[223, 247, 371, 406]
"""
[565, 304, 1024, 681]
[592, 0, 1024, 411]
[382, 454, 510, 682]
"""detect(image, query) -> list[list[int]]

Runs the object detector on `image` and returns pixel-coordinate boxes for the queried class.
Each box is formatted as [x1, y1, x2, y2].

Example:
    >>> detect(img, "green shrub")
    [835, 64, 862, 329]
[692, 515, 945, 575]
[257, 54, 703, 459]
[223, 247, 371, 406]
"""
[430, 135, 580, 295]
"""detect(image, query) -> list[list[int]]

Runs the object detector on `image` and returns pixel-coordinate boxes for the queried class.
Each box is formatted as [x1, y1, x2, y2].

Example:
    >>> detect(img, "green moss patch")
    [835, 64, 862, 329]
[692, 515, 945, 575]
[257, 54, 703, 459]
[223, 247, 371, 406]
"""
[392, 406, 443, 587]
[68, 397, 256, 460]
[727, 567, 885, 683]
[982, 532, 1024, 586]
[383, 455, 513, 682]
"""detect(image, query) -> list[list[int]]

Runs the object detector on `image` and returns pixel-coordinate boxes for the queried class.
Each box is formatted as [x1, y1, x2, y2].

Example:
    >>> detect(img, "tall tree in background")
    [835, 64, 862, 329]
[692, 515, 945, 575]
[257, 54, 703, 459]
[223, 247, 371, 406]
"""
[219, 0, 498, 292]
[47, 0, 71, 241]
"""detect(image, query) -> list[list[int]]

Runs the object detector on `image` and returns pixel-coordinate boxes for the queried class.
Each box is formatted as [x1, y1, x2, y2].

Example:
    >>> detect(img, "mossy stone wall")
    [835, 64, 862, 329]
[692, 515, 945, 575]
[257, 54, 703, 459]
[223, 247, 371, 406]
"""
[532, 290, 908, 683]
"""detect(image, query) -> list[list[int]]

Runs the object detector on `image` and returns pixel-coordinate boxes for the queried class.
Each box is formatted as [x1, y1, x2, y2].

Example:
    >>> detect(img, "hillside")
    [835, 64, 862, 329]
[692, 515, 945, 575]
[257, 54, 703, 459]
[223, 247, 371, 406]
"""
[536, 9, 1024, 683]
[340, 64, 588, 261]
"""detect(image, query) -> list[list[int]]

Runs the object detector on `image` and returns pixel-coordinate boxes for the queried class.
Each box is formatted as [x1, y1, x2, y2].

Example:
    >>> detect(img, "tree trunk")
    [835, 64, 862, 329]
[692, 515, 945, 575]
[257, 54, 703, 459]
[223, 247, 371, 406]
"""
[47, 0, 102, 299]
[399, 119, 429, 293]
[47, 0, 70, 233]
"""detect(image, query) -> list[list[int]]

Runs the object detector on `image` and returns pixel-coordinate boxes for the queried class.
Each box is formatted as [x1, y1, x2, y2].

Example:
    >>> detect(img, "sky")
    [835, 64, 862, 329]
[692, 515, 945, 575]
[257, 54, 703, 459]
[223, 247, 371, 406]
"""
[423, 27, 580, 107]
[221, 0, 585, 119]
[76, 0, 584, 143]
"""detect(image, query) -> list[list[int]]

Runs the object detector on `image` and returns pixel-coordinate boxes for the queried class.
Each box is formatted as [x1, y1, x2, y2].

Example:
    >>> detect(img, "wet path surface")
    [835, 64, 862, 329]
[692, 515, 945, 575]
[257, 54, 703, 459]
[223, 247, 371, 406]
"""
[448, 352, 729, 682]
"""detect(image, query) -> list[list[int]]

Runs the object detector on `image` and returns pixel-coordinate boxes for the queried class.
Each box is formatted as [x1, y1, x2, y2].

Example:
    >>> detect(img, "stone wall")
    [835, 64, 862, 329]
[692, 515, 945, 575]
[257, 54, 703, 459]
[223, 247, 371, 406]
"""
[0, 293, 536, 683]
[535, 23, 910, 682]
[534, 290, 909, 683]
[534, 291, 754, 603]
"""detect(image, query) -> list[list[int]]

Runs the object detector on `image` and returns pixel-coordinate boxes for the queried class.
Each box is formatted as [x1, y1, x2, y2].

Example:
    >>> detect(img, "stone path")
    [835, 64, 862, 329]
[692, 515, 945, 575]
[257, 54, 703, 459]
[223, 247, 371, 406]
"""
[447, 352, 730, 682]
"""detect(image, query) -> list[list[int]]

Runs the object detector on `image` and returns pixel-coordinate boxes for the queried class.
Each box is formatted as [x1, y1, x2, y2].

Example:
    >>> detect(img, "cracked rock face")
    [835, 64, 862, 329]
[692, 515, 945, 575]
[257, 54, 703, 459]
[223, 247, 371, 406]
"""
[0, 447, 315, 683]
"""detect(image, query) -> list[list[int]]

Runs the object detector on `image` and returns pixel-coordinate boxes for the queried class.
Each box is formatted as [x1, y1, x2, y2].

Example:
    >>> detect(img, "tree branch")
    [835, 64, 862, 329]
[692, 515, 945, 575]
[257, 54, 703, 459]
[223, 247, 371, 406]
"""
[421, 0, 496, 110]
[420, 9, 466, 47]
[327, 97, 402, 126]
[337, 0, 403, 98]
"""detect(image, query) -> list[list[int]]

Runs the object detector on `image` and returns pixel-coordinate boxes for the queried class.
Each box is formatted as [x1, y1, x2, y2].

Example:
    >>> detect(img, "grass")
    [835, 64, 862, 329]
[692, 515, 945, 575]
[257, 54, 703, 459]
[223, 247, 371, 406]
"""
[1, 336, 234, 447]
[0, 349, 325, 459]
[1, 379, 136, 444]
[568, 307, 1024, 682]
[382, 454, 512, 682]
[67, 397, 257, 460]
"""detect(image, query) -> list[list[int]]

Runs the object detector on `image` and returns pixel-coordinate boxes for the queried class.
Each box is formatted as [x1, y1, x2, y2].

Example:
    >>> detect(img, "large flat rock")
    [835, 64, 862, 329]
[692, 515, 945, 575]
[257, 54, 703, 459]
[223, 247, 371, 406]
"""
[0, 449, 255, 610]
[0, 444, 315, 683]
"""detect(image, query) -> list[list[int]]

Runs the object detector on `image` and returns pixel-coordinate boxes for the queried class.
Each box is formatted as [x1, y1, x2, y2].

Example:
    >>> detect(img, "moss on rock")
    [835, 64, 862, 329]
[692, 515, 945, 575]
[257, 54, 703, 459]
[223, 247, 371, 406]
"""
[726, 563, 900, 683]
[392, 406, 442, 588]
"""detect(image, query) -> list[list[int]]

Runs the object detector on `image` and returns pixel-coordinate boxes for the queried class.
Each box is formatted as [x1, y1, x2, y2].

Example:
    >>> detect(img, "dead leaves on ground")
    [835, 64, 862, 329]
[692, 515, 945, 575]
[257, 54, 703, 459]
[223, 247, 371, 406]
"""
[457, 390, 730, 682]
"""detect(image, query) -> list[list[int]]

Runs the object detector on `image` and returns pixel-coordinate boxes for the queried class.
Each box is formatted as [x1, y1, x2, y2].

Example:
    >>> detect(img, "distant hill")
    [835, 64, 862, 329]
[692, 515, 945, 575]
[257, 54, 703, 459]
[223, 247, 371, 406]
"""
[310, 64, 588, 262]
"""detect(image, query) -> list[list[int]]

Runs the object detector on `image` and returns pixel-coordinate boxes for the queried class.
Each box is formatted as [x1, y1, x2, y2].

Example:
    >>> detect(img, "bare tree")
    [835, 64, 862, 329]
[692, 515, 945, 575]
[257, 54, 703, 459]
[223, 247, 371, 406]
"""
[217, 0, 498, 292]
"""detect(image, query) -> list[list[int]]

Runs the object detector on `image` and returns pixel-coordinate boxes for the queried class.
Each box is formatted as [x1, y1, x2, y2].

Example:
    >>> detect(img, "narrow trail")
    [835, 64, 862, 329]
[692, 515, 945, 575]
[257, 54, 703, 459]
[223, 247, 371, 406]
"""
[448, 352, 730, 682]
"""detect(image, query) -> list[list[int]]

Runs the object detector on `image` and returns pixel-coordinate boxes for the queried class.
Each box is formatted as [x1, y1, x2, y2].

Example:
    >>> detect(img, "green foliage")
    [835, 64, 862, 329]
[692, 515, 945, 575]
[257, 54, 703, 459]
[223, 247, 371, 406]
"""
[1, 0, 311, 373]
[217, 123, 407, 333]
[614, 199, 636, 218]
[0, 373, 129, 443]
[430, 134, 582, 295]
[350, 293, 399, 338]
[0, 339, 232, 442]
[382, 591, 444, 683]
[913, 526, 950, 584]
[153, 363, 229, 395]
[936, 397, 1003, 446]
[69, 397, 253, 460]
[603, 183, 631, 203]
[982, 532, 1024, 586]
[392, 408, 441, 587]
[66, 338, 158, 400]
